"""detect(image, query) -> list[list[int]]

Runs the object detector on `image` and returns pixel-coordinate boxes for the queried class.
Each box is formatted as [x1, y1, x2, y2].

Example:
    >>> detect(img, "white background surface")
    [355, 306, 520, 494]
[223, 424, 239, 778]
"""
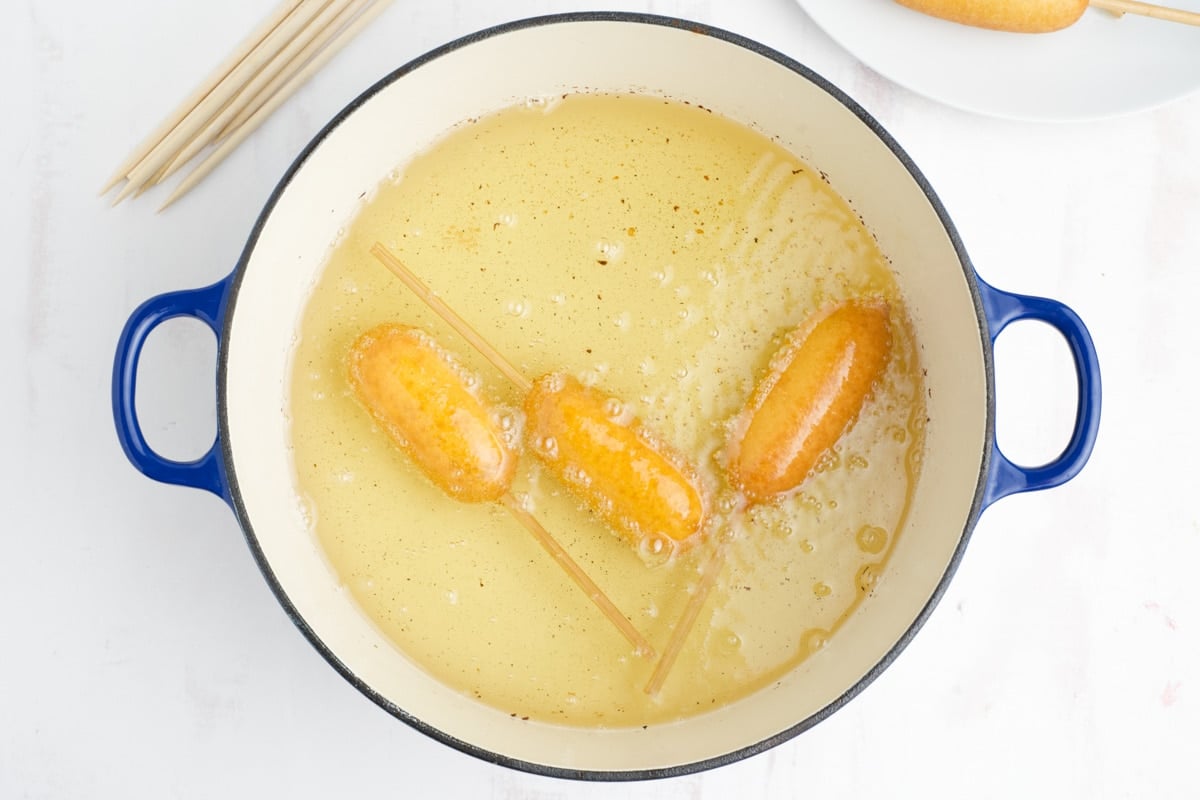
[4, 1, 1197, 797]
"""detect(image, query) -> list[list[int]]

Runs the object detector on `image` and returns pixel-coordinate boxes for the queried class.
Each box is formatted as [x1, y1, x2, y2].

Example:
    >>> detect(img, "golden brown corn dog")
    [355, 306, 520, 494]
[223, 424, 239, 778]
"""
[727, 299, 892, 504]
[525, 374, 707, 550]
[900, 0, 1200, 32]
[648, 298, 894, 693]
[894, 0, 1088, 31]
[348, 323, 517, 503]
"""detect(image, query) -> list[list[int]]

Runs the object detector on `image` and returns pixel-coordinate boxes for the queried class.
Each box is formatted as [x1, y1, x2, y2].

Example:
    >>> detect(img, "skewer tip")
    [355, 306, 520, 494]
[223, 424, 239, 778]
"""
[157, 190, 183, 213]
[113, 176, 146, 206]
[98, 175, 125, 197]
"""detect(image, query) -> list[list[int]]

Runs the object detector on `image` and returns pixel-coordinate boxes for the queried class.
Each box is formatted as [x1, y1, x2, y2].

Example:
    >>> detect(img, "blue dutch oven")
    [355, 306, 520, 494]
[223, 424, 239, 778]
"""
[113, 13, 1099, 780]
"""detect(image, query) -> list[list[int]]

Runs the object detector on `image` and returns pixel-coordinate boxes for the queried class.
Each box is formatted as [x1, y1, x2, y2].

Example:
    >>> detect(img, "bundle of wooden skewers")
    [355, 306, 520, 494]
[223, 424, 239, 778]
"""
[102, 0, 392, 211]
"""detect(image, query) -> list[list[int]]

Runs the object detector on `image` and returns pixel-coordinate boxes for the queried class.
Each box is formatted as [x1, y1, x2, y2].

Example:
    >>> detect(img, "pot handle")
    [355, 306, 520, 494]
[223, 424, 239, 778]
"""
[977, 278, 1101, 508]
[112, 278, 232, 504]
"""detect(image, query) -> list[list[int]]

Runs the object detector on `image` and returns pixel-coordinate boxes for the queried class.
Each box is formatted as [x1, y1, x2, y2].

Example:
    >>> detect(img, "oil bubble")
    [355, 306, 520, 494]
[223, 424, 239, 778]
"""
[296, 494, 317, 529]
[713, 628, 742, 656]
[856, 525, 887, 555]
[511, 492, 536, 513]
[815, 449, 841, 473]
[637, 535, 673, 567]
[800, 628, 830, 656]
[596, 239, 623, 260]
[856, 563, 882, 594]
[798, 494, 822, 513]
[536, 436, 559, 460]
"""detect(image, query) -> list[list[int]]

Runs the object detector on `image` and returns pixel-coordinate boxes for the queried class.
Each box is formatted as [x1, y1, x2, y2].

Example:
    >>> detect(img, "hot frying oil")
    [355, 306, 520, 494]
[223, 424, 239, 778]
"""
[289, 93, 925, 726]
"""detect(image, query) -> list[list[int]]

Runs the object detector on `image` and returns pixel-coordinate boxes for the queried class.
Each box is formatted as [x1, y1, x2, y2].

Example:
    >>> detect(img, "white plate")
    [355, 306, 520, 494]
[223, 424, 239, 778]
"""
[796, 0, 1200, 121]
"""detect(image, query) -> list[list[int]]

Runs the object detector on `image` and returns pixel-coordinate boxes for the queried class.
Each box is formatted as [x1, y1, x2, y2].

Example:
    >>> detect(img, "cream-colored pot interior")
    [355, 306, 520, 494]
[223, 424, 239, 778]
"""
[222, 15, 989, 776]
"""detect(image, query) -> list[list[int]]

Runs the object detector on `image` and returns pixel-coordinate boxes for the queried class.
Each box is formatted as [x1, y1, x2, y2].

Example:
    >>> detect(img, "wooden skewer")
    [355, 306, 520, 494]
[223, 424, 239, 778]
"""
[99, 0, 303, 196]
[644, 544, 727, 695]
[159, 0, 393, 211]
[116, 0, 329, 203]
[217, 0, 373, 142]
[500, 495, 655, 658]
[157, 0, 357, 186]
[368, 243, 533, 392]
[1090, 0, 1200, 25]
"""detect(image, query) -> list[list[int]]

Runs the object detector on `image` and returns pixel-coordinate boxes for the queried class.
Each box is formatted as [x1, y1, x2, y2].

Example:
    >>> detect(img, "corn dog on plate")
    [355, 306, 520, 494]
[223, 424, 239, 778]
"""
[113, 13, 1101, 780]
[797, 0, 1200, 120]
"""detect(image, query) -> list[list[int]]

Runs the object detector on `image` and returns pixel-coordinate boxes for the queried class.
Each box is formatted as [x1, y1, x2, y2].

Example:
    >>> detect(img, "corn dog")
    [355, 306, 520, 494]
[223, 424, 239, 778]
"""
[348, 323, 517, 502]
[727, 299, 892, 504]
[893, 0, 1089, 31]
[897, 0, 1200, 31]
[648, 298, 894, 694]
[347, 322, 656, 657]
[525, 374, 707, 550]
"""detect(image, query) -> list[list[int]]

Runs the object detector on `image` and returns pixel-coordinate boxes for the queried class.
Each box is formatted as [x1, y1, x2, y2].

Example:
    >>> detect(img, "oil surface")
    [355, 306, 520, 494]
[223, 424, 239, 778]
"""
[289, 93, 926, 726]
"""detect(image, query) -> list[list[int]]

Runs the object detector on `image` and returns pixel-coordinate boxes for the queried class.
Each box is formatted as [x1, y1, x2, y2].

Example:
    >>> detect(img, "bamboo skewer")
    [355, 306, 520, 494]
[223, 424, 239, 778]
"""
[368, 242, 655, 660]
[158, 0, 392, 212]
[157, 0, 356, 186]
[113, 0, 327, 204]
[105, 0, 390, 208]
[369, 243, 533, 392]
[500, 496, 656, 658]
[216, 0, 373, 141]
[644, 544, 728, 695]
[99, 0, 303, 196]
[1091, 0, 1200, 25]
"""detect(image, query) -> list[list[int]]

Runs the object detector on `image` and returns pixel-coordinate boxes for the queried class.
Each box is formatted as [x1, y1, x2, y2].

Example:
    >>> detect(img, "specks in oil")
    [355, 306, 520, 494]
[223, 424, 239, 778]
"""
[856, 563, 882, 595]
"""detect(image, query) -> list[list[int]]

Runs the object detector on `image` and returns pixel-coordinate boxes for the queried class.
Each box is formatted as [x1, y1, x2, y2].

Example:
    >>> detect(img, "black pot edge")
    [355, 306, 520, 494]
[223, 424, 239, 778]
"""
[215, 11, 995, 783]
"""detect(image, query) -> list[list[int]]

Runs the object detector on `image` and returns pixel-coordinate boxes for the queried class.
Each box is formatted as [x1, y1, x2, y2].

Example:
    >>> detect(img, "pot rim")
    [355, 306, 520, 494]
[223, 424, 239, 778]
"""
[215, 11, 992, 781]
